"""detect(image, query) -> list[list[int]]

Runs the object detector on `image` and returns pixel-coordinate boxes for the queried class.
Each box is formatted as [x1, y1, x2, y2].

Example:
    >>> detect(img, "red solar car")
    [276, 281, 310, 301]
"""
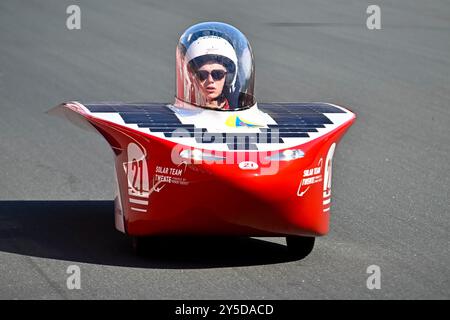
[51, 22, 355, 259]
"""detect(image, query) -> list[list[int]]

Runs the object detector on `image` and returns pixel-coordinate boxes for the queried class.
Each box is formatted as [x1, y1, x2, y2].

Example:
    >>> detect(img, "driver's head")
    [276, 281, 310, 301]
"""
[185, 36, 238, 109]
[175, 22, 256, 110]
[188, 55, 235, 108]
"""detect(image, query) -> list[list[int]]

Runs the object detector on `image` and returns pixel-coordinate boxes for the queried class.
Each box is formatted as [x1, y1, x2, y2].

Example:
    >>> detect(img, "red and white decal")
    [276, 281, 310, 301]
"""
[297, 158, 323, 197]
[322, 143, 336, 213]
[151, 162, 189, 192]
[239, 161, 259, 170]
[126, 142, 150, 213]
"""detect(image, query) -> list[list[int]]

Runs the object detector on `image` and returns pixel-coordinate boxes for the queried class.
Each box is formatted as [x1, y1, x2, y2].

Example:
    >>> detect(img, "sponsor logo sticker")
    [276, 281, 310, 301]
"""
[239, 161, 259, 170]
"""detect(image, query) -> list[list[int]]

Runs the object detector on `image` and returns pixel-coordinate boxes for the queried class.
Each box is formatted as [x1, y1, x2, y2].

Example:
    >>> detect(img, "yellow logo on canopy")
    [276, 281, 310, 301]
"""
[225, 115, 263, 128]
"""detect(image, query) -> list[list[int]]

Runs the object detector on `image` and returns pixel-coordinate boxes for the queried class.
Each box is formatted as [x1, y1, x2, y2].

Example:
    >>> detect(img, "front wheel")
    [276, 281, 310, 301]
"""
[131, 236, 149, 256]
[286, 236, 315, 260]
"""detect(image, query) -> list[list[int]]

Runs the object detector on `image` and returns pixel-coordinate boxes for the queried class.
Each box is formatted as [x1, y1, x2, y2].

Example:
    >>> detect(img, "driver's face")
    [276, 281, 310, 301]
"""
[196, 62, 227, 102]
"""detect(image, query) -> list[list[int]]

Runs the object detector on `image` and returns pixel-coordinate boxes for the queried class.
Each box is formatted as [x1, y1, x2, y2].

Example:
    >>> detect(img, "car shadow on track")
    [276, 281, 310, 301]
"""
[0, 201, 298, 269]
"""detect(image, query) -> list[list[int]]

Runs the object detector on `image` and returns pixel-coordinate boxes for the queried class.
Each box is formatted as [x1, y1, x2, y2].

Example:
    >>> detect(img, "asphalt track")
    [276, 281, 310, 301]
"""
[0, 0, 449, 299]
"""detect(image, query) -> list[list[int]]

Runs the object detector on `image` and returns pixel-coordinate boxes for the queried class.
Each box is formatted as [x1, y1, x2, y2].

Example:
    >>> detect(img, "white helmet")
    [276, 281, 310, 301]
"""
[185, 35, 238, 87]
[175, 22, 256, 110]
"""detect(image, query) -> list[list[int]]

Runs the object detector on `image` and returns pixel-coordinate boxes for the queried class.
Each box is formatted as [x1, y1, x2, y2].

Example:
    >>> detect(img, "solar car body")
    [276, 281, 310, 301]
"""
[51, 22, 355, 258]
[51, 101, 354, 256]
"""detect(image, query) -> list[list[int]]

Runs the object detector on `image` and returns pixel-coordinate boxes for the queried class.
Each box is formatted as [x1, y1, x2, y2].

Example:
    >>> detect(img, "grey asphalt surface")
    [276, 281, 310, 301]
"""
[0, 0, 449, 299]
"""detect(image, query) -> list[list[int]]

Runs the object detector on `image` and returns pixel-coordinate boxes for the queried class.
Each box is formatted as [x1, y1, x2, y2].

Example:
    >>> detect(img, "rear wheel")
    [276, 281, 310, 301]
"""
[286, 236, 315, 259]
[131, 236, 149, 256]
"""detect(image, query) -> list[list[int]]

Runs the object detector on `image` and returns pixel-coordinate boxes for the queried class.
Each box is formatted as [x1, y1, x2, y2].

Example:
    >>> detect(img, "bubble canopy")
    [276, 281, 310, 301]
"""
[175, 22, 255, 111]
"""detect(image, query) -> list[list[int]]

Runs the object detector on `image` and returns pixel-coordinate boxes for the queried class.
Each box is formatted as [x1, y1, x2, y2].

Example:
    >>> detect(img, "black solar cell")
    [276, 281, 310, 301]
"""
[227, 143, 258, 150]
[83, 102, 343, 151]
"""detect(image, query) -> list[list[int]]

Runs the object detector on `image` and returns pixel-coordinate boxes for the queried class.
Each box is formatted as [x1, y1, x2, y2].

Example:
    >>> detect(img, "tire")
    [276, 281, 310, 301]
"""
[131, 236, 148, 256]
[286, 236, 315, 260]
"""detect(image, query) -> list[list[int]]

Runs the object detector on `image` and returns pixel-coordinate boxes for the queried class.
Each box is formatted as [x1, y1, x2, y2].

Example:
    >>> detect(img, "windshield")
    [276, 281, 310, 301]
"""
[175, 22, 255, 111]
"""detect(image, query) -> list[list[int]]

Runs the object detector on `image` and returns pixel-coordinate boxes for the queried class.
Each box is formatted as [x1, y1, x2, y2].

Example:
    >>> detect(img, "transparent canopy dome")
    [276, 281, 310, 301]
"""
[175, 22, 255, 111]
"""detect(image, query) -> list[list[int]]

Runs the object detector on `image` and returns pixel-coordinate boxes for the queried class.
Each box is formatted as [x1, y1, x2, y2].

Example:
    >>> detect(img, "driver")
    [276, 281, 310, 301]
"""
[185, 35, 238, 110]
[175, 22, 255, 111]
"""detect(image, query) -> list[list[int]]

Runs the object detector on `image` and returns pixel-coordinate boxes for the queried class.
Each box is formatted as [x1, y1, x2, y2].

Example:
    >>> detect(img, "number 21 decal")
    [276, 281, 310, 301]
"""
[126, 143, 149, 198]
[323, 143, 336, 213]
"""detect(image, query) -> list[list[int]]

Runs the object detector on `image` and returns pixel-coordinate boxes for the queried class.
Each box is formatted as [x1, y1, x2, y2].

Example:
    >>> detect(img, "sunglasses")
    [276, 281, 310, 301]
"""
[195, 69, 227, 81]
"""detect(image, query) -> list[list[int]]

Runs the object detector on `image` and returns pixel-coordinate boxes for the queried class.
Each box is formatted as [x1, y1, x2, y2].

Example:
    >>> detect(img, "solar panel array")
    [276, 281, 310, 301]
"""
[84, 102, 345, 150]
